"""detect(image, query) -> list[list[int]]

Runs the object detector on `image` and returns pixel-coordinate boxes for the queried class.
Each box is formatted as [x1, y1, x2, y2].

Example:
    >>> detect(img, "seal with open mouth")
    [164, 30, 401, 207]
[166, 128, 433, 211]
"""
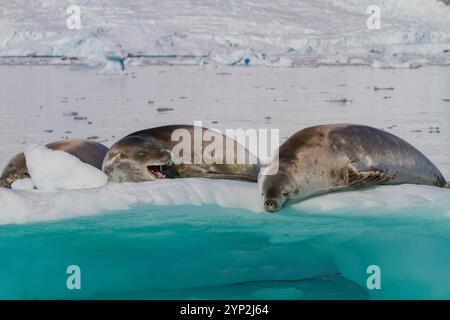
[102, 125, 261, 183]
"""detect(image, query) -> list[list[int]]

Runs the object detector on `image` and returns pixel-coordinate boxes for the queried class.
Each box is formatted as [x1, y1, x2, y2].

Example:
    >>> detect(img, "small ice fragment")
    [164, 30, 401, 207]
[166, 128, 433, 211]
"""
[374, 86, 394, 91]
[63, 111, 78, 116]
[325, 98, 353, 103]
[156, 107, 174, 112]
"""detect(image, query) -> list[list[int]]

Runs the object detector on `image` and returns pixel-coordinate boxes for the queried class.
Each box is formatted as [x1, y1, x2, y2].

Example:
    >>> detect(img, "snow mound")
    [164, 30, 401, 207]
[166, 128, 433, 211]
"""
[24, 144, 107, 191]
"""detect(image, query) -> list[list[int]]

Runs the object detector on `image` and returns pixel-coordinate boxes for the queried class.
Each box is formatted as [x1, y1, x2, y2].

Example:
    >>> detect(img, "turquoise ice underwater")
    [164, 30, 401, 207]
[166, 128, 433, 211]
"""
[1, 179, 450, 300]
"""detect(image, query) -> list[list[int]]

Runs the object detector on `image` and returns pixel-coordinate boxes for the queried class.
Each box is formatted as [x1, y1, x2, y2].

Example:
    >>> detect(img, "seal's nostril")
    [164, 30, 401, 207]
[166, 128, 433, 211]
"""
[264, 199, 281, 212]
[264, 200, 275, 207]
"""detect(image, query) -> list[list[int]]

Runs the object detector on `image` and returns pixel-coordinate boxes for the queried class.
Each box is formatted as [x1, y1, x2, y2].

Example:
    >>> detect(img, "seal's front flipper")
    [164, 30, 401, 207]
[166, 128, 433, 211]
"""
[0, 179, 9, 188]
[167, 164, 223, 179]
[346, 166, 391, 188]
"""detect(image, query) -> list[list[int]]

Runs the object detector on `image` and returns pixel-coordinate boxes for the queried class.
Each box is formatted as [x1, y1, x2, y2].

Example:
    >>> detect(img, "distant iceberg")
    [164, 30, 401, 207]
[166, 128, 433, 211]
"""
[1, 0, 449, 68]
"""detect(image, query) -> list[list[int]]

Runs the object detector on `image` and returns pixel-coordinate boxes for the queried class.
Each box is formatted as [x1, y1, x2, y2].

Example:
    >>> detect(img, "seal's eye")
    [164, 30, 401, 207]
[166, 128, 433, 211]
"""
[261, 193, 264, 196]
[283, 192, 289, 197]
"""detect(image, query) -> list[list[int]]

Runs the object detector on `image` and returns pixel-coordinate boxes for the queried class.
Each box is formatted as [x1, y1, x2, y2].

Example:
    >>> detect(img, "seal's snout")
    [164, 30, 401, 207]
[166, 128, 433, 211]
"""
[264, 199, 281, 212]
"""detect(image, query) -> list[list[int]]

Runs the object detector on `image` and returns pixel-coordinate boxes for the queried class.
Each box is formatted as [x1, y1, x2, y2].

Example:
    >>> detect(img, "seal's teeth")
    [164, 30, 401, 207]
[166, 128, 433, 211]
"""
[147, 165, 166, 179]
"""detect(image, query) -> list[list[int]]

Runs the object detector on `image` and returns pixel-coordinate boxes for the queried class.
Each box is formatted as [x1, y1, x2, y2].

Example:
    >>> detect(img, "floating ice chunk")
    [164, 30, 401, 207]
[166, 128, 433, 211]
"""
[24, 144, 108, 191]
[11, 178, 35, 190]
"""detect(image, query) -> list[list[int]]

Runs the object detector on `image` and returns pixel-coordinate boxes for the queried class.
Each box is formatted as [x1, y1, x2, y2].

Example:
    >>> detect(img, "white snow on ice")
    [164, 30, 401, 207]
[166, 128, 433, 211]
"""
[0, 179, 261, 224]
[11, 178, 35, 190]
[1, 177, 450, 225]
[0, 0, 449, 68]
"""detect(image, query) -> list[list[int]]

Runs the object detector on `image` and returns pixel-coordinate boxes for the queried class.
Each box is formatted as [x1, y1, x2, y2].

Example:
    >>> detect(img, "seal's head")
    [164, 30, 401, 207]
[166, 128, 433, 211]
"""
[258, 164, 300, 213]
[0, 152, 29, 188]
[102, 135, 174, 182]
